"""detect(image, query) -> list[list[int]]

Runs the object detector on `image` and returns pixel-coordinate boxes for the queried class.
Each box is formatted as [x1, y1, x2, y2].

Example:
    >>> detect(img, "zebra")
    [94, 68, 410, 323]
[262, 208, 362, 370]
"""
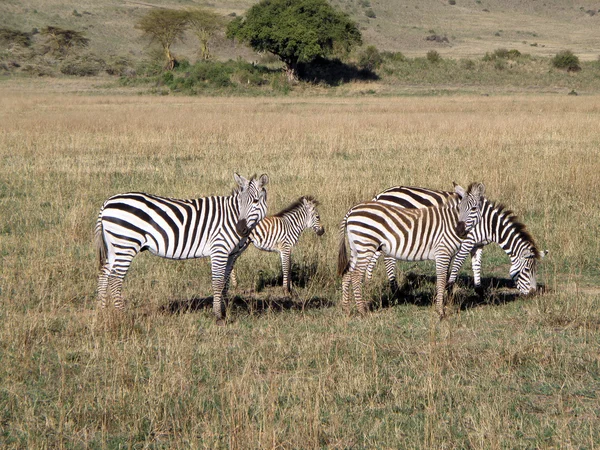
[94, 173, 269, 325]
[368, 185, 485, 292]
[338, 182, 485, 318]
[446, 200, 544, 296]
[230, 196, 324, 295]
[369, 185, 544, 296]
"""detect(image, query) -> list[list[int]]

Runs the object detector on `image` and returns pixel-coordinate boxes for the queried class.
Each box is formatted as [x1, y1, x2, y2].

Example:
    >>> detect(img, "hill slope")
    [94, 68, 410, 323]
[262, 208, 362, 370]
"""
[1, 0, 599, 63]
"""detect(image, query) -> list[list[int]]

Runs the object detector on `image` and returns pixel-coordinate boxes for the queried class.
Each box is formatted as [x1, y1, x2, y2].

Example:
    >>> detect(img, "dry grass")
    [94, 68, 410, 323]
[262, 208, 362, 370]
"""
[0, 81, 599, 448]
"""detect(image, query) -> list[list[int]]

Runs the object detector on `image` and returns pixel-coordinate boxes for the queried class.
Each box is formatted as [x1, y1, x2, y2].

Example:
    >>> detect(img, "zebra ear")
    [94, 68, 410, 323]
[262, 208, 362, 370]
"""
[234, 173, 249, 189]
[472, 182, 486, 199]
[258, 173, 269, 187]
[522, 248, 537, 259]
[454, 183, 466, 199]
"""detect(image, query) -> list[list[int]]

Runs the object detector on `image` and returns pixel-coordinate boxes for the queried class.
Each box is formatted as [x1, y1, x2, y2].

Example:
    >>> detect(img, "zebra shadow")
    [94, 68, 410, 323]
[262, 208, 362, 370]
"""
[253, 261, 319, 292]
[161, 293, 334, 316]
[376, 273, 537, 312]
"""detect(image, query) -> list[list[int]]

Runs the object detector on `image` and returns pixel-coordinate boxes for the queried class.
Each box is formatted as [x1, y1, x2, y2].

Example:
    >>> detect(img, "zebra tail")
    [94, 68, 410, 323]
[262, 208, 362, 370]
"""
[94, 213, 107, 272]
[337, 214, 350, 276]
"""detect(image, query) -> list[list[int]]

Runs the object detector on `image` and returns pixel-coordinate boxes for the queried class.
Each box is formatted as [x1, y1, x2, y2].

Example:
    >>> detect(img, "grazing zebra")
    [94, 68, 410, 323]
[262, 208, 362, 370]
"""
[231, 196, 324, 294]
[94, 173, 269, 325]
[338, 183, 485, 318]
[446, 200, 545, 295]
[368, 185, 485, 292]
[371, 185, 544, 296]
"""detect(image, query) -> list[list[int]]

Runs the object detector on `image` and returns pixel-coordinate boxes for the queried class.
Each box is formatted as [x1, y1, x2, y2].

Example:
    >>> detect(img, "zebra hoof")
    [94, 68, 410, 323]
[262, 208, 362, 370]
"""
[475, 285, 485, 298]
[216, 318, 226, 326]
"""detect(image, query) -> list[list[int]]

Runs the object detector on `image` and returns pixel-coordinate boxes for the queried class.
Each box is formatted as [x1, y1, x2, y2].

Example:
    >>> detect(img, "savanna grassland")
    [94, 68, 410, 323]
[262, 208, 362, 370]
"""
[1, 81, 599, 448]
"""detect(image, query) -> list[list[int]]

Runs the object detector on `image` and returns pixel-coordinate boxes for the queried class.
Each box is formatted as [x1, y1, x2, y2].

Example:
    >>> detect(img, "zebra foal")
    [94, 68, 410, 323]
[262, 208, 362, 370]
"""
[94, 173, 269, 325]
[231, 196, 324, 294]
[338, 183, 485, 318]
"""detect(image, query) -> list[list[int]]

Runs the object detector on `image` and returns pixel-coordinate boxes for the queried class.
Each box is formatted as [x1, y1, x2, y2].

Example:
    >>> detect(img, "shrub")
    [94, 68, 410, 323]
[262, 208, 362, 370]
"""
[449, 0, 456, 5]
[427, 50, 441, 63]
[60, 55, 105, 76]
[358, 45, 383, 71]
[0, 27, 32, 47]
[552, 50, 581, 72]
[381, 51, 406, 63]
[365, 8, 376, 18]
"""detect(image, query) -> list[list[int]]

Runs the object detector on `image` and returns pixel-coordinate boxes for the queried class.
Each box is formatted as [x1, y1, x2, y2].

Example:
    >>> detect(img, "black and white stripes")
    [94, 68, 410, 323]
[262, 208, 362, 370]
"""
[338, 183, 485, 318]
[239, 196, 324, 294]
[447, 200, 542, 295]
[95, 173, 269, 324]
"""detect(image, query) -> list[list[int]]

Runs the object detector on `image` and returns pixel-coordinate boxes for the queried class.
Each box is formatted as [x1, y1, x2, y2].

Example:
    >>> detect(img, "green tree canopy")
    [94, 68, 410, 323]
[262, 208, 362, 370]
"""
[136, 9, 189, 70]
[227, 0, 362, 80]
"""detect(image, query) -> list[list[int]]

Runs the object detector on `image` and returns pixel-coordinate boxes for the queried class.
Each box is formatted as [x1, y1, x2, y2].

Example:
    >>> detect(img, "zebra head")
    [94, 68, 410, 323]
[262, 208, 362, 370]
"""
[454, 182, 485, 238]
[510, 248, 546, 295]
[233, 173, 269, 238]
[303, 196, 325, 236]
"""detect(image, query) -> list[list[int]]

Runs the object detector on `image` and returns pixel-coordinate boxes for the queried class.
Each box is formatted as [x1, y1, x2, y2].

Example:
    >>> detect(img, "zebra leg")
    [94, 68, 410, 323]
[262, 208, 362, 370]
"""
[210, 253, 229, 325]
[383, 256, 398, 292]
[471, 246, 484, 296]
[97, 265, 110, 308]
[107, 272, 127, 309]
[279, 246, 292, 296]
[341, 271, 353, 315]
[352, 255, 372, 316]
[434, 256, 451, 319]
[365, 251, 381, 281]
[229, 268, 238, 289]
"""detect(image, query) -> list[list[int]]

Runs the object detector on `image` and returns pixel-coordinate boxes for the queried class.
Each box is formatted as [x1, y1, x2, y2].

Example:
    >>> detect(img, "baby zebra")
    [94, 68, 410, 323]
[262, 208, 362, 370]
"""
[231, 196, 324, 294]
[338, 183, 485, 318]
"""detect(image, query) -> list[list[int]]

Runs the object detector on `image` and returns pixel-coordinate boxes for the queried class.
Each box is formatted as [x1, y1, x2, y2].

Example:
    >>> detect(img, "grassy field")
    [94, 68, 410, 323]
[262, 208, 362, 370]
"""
[0, 81, 599, 448]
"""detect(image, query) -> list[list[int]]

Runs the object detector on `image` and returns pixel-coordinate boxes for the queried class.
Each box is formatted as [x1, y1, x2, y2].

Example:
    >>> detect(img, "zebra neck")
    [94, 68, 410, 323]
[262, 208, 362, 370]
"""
[487, 204, 535, 259]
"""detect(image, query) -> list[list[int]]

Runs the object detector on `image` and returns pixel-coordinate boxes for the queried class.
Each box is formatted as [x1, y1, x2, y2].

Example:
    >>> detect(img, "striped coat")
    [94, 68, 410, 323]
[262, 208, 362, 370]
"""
[95, 173, 269, 324]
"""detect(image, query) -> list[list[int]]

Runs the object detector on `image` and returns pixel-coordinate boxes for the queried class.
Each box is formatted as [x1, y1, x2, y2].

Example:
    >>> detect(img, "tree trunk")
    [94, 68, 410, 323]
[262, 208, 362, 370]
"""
[284, 61, 298, 82]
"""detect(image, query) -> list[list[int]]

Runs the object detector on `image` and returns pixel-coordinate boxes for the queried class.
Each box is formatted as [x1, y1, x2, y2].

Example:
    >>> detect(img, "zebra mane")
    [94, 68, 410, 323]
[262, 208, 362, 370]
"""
[230, 174, 259, 195]
[273, 196, 319, 217]
[490, 201, 540, 259]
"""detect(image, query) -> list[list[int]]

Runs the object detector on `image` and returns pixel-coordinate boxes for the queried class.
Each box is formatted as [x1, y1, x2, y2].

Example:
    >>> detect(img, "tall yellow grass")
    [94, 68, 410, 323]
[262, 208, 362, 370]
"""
[0, 83, 598, 448]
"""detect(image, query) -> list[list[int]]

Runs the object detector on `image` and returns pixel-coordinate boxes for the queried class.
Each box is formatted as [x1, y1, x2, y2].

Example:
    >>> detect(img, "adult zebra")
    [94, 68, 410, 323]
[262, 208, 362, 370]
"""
[94, 173, 269, 325]
[231, 196, 325, 294]
[370, 185, 543, 296]
[370, 185, 484, 292]
[338, 183, 485, 318]
[446, 199, 544, 295]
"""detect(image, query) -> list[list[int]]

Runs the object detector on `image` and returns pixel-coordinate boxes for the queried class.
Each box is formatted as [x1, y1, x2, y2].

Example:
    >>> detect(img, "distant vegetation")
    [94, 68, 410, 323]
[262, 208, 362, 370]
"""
[1, 1, 600, 94]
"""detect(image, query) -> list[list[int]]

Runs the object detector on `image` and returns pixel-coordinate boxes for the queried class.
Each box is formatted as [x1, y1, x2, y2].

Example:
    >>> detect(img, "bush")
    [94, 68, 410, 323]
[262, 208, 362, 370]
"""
[358, 45, 383, 71]
[427, 50, 441, 63]
[0, 27, 32, 47]
[381, 51, 406, 63]
[365, 8, 376, 18]
[552, 50, 581, 72]
[60, 55, 105, 76]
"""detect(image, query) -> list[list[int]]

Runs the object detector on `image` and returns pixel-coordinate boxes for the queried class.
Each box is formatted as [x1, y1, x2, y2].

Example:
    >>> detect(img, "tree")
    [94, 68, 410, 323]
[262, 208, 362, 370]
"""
[41, 26, 88, 57]
[227, 0, 362, 81]
[136, 9, 189, 70]
[187, 8, 226, 60]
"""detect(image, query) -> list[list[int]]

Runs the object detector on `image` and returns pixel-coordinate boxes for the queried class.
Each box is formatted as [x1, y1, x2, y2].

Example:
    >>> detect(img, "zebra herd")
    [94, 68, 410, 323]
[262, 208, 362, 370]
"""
[95, 173, 543, 324]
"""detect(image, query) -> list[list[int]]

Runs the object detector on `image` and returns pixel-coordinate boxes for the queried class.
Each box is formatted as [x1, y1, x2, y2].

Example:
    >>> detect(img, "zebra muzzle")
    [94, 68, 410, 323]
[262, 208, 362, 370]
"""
[316, 227, 325, 236]
[455, 221, 467, 238]
[236, 219, 250, 238]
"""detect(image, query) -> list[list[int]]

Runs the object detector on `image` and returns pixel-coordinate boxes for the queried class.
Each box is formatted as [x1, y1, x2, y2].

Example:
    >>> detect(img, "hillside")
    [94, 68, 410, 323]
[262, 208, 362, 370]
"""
[1, 0, 600, 65]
